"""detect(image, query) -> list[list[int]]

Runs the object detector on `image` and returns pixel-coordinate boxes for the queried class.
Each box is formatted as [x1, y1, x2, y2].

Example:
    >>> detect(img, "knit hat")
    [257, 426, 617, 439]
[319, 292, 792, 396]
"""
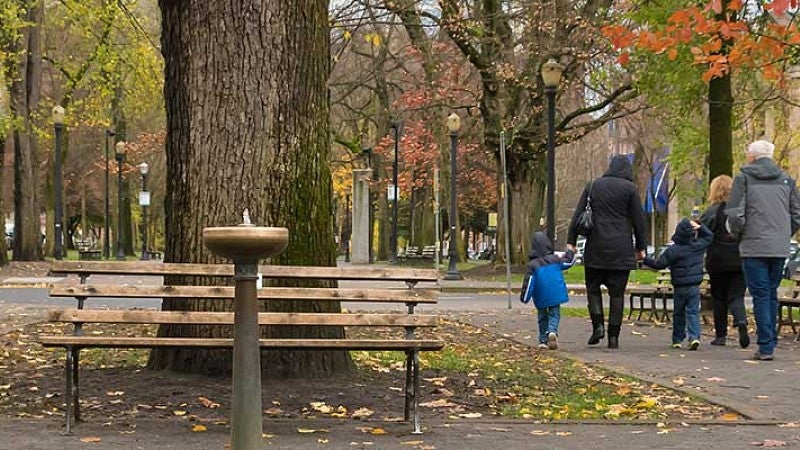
[746, 140, 775, 159]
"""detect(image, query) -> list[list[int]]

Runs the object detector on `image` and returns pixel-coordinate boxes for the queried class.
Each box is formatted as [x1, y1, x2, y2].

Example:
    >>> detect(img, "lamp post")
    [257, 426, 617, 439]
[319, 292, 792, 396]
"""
[115, 141, 126, 260]
[389, 121, 399, 264]
[104, 130, 115, 259]
[444, 113, 462, 280]
[541, 58, 563, 243]
[52, 105, 65, 260]
[138, 162, 150, 261]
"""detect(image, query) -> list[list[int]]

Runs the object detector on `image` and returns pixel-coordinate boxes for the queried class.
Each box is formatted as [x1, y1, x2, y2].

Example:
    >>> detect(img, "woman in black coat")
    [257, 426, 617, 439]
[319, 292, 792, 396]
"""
[567, 155, 648, 349]
[700, 175, 749, 348]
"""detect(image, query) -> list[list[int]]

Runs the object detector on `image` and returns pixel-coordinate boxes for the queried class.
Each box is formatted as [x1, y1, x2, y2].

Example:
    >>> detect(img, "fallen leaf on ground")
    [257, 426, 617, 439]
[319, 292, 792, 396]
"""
[530, 430, 550, 436]
[264, 407, 283, 415]
[458, 412, 482, 418]
[173, 410, 187, 416]
[401, 441, 424, 445]
[555, 431, 572, 436]
[80, 437, 101, 443]
[191, 425, 207, 432]
[720, 413, 738, 421]
[352, 407, 374, 419]
[369, 427, 388, 435]
[705, 377, 726, 382]
[197, 396, 219, 409]
[317, 438, 329, 443]
[262, 433, 275, 439]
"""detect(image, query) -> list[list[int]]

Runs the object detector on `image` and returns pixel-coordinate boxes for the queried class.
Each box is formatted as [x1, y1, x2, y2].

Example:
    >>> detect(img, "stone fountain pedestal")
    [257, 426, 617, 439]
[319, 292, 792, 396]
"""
[204, 221, 288, 450]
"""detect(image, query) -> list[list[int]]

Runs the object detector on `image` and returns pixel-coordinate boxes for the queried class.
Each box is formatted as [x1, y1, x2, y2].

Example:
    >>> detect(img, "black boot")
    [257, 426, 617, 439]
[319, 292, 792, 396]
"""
[607, 324, 621, 349]
[587, 294, 605, 345]
[588, 316, 605, 345]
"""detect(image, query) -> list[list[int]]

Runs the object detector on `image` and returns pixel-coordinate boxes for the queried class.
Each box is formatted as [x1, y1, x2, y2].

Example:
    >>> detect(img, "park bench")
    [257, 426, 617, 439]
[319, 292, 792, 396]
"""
[627, 271, 713, 324]
[42, 261, 443, 433]
[778, 271, 800, 338]
[421, 245, 437, 260]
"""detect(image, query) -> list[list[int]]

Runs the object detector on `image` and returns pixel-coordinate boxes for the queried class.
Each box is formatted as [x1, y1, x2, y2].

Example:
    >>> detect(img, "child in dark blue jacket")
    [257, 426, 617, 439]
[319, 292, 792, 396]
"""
[644, 219, 712, 350]
[520, 232, 575, 350]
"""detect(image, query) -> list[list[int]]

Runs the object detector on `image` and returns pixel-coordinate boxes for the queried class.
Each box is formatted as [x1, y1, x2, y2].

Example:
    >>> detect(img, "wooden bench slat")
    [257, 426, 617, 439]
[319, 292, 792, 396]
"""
[48, 309, 439, 327]
[49, 261, 439, 282]
[49, 285, 439, 303]
[38, 336, 444, 350]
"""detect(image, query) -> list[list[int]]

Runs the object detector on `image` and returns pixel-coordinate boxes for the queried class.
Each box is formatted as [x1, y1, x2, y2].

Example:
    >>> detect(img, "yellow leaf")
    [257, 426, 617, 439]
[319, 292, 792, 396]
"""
[555, 431, 572, 436]
[401, 441, 424, 445]
[262, 433, 275, 438]
[298, 428, 319, 434]
[198, 396, 220, 409]
[369, 427, 388, 435]
[343, 30, 352, 40]
[720, 413, 739, 421]
[191, 425, 207, 432]
[317, 438, 329, 443]
[80, 437, 101, 443]
[173, 410, 187, 416]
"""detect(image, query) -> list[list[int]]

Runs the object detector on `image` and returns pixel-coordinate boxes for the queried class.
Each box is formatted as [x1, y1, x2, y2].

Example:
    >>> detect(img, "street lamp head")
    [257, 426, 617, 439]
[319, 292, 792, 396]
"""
[138, 162, 149, 175]
[447, 113, 461, 133]
[541, 58, 564, 88]
[52, 105, 65, 125]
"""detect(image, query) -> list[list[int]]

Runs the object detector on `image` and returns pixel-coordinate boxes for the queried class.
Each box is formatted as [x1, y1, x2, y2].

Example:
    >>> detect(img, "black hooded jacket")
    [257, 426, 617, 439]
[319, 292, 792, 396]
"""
[567, 155, 648, 270]
[644, 219, 712, 286]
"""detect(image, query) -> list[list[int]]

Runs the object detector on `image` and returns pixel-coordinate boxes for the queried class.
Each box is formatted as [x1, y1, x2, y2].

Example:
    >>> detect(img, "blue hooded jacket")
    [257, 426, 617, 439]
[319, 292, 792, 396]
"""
[520, 232, 574, 308]
[644, 218, 712, 286]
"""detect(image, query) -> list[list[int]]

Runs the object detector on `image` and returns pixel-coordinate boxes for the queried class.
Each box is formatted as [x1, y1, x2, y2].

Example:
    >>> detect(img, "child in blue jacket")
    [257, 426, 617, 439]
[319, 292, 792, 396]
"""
[644, 219, 712, 350]
[520, 232, 575, 350]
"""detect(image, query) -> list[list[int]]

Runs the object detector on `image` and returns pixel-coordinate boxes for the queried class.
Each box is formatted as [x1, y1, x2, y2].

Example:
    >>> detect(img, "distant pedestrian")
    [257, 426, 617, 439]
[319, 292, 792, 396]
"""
[726, 140, 800, 361]
[567, 155, 648, 349]
[644, 219, 713, 350]
[520, 232, 575, 350]
[700, 175, 749, 348]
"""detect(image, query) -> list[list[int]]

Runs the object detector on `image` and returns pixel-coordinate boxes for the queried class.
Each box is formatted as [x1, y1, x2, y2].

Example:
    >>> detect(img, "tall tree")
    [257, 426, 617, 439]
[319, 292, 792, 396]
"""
[387, 0, 639, 264]
[149, 0, 347, 377]
[4, 0, 44, 261]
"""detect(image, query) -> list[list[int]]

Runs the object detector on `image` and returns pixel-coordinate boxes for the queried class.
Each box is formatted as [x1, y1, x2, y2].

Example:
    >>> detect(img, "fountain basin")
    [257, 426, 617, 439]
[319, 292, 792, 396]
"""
[203, 226, 289, 261]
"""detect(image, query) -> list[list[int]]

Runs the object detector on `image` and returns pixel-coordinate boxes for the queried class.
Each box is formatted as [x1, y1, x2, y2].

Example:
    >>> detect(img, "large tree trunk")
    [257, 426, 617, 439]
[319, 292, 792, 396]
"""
[10, 1, 43, 262]
[149, 0, 348, 378]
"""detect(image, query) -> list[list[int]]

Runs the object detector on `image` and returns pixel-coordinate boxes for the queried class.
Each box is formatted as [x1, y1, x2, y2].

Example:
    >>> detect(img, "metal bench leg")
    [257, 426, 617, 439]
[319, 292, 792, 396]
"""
[73, 349, 80, 422]
[637, 295, 645, 321]
[662, 295, 671, 323]
[627, 295, 634, 321]
[404, 350, 413, 422]
[412, 349, 422, 434]
[63, 347, 74, 435]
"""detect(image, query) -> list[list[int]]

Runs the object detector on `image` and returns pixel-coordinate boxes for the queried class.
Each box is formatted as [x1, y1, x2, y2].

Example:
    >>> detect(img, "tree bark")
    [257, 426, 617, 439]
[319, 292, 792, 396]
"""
[10, 0, 43, 261]
[150, 0, 347, 378]
[708, 74, 733, 179]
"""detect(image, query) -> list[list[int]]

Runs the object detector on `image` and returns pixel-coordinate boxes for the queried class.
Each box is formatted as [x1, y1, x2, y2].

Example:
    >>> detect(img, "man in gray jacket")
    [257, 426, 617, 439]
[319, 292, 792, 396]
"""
[727, 140, 800, 360]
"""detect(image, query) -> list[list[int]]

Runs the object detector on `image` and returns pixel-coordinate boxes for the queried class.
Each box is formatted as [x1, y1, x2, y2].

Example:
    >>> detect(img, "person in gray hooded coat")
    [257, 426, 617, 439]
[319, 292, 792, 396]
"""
[726, 140, 800, 360]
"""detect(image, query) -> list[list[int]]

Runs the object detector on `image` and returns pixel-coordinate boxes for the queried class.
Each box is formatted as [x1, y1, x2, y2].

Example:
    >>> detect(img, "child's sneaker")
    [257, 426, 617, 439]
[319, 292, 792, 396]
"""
[689, 340, 700, 351]
[547, 332, 558, 350]
[538, 342, 548, 350]
[671, 343, 682, 349]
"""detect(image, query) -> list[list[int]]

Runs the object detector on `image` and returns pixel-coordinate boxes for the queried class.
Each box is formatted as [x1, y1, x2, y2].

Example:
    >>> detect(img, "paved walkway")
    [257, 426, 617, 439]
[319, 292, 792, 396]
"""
[461, 309, 800, 421]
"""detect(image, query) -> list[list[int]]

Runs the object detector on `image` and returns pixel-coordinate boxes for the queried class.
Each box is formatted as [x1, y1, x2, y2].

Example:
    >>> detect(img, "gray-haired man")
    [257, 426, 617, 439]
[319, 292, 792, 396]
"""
[726, 140, 800, 360]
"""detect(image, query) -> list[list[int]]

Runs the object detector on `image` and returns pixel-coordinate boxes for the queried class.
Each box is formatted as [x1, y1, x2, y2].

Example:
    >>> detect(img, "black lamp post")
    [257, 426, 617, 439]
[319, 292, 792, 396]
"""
[138, 162, 150, 261]
[389, 121, 400, 265]
[104, 130, 115, 259]
[541, 58, 564, 243]
[52, 105, 65, 260]
[115, 141, 126, 260]
[444, 113, 463, 280]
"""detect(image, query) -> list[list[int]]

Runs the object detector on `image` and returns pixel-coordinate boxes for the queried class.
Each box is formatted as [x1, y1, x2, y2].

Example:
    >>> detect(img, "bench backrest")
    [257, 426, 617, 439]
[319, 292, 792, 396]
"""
[50, 261, 438, 284]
